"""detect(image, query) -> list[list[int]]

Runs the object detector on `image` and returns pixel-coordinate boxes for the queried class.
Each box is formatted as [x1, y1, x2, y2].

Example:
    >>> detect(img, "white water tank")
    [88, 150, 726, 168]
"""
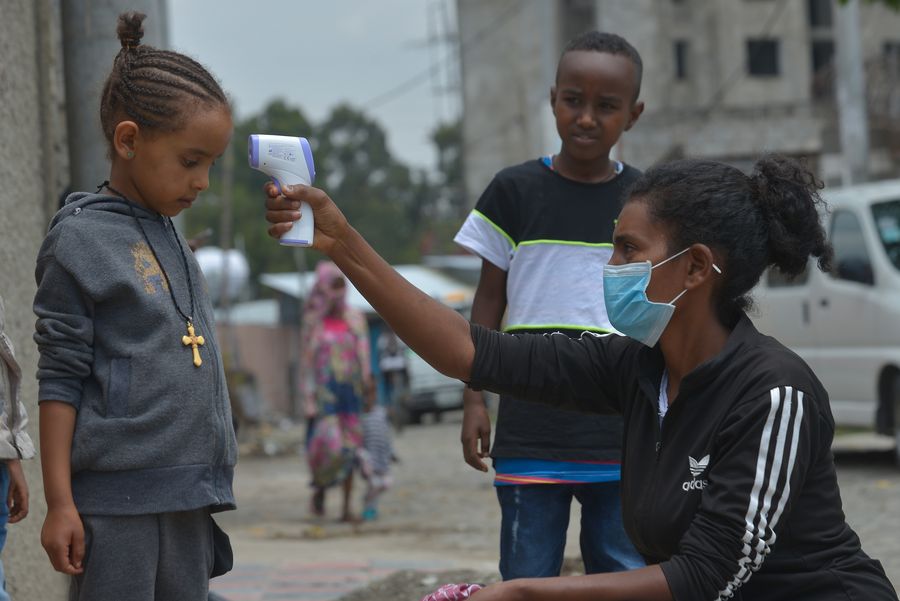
[194, 246, 250, 304]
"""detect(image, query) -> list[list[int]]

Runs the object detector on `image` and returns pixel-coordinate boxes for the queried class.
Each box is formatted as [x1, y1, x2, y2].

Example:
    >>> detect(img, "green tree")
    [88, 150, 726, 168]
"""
[185, 99, 315, 281]
[431, 119, 465, 220]
[314, 104, 430, 262]
[185, 99, 451, 289]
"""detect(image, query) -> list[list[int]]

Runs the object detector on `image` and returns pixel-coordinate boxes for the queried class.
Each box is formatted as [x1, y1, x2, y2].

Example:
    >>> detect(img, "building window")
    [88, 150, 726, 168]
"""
[674, 40, 689, 80]
[560, 0, 597, 49]
[885, 41, 900, 76]
[808, 0, 833, 28]
[812, 40, 835, 73]
[747, 39, 780, 77]
[811, 39, 835, 98]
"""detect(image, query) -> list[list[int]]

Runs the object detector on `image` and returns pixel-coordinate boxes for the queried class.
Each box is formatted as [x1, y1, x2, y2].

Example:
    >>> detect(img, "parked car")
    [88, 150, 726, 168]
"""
[398, 349, 465, 425]
[751, 178, 900, 461]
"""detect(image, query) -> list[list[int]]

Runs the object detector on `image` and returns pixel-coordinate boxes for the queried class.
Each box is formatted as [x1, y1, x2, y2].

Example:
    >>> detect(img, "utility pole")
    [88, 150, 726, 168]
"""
[834, 0, 869, 185]
[61, 0, 167, 192]
[289, 248, 310, 419]
[218, 143, 236, 366]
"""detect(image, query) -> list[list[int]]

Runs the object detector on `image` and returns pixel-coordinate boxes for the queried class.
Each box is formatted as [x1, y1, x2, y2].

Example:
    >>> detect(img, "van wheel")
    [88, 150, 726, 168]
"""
[390, 405, 407, 434]
[406, 410, 423, 426]
[876, 376, 895, 436]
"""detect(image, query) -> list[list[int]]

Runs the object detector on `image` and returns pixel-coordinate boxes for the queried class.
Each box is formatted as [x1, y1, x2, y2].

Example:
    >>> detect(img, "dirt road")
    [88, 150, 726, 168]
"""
[212, 413, 900, 600]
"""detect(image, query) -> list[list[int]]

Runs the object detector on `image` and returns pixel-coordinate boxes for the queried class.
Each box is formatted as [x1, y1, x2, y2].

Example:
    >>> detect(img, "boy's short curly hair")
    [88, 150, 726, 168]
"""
[558, 31, 643, 100]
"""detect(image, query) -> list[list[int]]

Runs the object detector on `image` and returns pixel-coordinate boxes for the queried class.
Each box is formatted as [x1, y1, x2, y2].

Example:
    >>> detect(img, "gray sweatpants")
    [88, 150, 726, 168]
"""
[69, 509, 214, 601]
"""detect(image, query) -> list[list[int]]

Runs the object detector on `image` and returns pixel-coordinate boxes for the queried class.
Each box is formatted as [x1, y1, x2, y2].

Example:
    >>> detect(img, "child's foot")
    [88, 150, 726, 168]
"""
[310, 490, 325, 517]
[340, 511, 361, 524]
[361, 507, 378, 521]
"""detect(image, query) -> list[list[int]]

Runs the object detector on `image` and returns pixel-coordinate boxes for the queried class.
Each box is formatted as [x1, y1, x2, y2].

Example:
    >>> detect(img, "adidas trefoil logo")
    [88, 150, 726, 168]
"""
[689, 454, 710, 477]
[683, 454, 710, 491]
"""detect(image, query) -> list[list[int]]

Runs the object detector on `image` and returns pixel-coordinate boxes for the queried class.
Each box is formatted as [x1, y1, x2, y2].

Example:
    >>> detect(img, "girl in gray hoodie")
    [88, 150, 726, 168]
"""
[33, 12, 236, 601]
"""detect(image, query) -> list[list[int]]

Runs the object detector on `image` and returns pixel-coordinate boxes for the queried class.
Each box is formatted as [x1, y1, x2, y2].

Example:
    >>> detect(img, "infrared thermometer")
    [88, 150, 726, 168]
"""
[248, 134, 317, 247]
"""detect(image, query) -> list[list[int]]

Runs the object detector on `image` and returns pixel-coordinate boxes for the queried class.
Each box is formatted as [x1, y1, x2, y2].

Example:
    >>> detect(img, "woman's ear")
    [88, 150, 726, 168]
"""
[684, 244, 719, 289]
[112, 121, 140, 160]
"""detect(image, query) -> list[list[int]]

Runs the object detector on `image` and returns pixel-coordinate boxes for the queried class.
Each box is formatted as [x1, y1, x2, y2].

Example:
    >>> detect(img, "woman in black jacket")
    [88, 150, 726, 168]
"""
[264, 155, 897, 601]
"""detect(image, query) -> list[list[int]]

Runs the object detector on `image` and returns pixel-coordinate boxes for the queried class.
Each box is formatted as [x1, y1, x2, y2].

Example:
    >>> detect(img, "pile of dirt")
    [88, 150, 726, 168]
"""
[338, 557, 585, 601]
[337, 569, 499, 601]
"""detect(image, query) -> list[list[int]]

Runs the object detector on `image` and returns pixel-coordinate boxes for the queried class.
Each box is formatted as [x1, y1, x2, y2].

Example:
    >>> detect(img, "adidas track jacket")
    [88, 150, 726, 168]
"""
[469, 314, 897, 601]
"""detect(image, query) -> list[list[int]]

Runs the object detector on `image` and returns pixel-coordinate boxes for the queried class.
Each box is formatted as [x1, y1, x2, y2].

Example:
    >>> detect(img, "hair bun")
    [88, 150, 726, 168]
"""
[116, 11, 146, 49]
[749, 155, 832, 276]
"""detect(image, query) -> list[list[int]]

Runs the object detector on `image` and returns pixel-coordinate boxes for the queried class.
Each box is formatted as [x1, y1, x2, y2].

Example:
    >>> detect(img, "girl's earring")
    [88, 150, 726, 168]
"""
[126, 150, 134, 159]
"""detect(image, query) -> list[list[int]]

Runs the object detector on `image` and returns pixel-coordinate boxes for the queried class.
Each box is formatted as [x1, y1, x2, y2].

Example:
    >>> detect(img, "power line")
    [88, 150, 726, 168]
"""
[364, 0, 521, 110]
[463, 95, 544, 153]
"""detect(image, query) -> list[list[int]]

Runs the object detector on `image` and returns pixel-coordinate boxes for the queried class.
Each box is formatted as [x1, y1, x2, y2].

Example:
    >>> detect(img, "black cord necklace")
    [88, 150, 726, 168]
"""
[98, 181, 205, 367]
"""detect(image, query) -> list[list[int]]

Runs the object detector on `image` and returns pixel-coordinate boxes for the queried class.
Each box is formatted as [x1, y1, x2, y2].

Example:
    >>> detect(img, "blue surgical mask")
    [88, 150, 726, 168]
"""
[603, 248, 721, 347]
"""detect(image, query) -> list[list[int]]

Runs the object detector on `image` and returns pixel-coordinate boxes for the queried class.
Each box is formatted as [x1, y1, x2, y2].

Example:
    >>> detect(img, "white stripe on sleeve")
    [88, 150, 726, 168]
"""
[716, 386, 803, 600]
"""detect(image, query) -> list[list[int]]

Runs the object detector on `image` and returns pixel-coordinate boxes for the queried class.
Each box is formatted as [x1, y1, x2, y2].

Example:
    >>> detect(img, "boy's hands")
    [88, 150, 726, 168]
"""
[264, 183, 350, 254]
[6, 459, 28, 523]
[461, 259, 505, 473]
[41, 504, 85, 574]
[461, 389, 492, 472]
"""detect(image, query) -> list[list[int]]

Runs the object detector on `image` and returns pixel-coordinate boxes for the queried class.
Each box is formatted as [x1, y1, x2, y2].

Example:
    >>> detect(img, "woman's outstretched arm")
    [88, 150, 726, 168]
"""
[265, 183, 475, 381]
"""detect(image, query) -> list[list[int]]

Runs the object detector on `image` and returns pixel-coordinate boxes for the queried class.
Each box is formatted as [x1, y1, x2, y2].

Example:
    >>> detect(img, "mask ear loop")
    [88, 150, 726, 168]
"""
[668, 288, 689, 305]
[651, 247, 691, 270]
[654, 247, 724, 275]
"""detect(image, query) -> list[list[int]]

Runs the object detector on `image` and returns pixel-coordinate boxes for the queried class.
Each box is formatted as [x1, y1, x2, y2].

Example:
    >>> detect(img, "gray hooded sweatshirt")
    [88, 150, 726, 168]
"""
[34, 192, 236, 516]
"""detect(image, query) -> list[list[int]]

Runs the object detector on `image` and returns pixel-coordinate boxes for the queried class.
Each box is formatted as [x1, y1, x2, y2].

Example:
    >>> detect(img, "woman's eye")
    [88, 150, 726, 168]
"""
[182, 158, 198, 168]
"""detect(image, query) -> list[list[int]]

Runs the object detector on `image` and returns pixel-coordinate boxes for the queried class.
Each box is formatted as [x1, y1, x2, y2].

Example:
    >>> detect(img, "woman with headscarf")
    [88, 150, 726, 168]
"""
[300, 261, 373, 521]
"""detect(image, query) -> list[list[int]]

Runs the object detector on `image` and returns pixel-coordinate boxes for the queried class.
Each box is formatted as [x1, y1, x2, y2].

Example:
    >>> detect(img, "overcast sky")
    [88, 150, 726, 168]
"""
[167, 0, 459, 172]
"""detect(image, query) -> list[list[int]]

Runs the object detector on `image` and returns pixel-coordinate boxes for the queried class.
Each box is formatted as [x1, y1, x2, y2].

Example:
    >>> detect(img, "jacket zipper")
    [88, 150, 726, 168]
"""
[654, 395, 664, 462]
[163, 218, 227, 503]
[633, 391, 663, 554]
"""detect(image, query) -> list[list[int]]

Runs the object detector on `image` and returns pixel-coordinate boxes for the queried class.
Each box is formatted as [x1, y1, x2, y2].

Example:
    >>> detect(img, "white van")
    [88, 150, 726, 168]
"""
[751, 178, 900, 457]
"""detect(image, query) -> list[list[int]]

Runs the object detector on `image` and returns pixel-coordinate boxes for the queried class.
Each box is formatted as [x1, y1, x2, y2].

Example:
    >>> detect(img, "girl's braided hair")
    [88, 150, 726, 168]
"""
[99, 11, 229, 154]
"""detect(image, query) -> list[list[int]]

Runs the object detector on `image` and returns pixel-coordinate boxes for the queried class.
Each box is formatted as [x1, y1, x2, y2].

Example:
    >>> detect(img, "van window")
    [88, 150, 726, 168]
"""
[872, 199, 900, 271]
[830, 210, 874, 285]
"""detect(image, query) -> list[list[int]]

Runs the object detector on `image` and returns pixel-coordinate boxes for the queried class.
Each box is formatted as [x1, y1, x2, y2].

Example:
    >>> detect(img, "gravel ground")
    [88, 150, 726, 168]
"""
[220, 412, 900, 600]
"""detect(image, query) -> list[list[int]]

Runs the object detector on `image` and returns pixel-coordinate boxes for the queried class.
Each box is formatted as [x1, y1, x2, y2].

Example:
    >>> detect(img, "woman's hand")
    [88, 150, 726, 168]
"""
[41, 504, 85, 574]
[470, 581, 522, 601]
[264, 183, 350, 254]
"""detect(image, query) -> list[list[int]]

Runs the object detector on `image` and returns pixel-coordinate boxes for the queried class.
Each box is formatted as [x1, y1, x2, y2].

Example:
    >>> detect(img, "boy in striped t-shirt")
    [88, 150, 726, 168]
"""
[453, 31, 645, 579]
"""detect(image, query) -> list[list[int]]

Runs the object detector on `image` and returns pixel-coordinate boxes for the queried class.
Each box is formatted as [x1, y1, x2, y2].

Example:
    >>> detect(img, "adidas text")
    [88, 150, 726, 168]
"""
[682, 479, 709, 491]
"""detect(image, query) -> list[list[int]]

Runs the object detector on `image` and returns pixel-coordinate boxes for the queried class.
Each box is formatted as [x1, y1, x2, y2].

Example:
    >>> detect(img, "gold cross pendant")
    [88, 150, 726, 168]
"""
[182, 321, 205, 367]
